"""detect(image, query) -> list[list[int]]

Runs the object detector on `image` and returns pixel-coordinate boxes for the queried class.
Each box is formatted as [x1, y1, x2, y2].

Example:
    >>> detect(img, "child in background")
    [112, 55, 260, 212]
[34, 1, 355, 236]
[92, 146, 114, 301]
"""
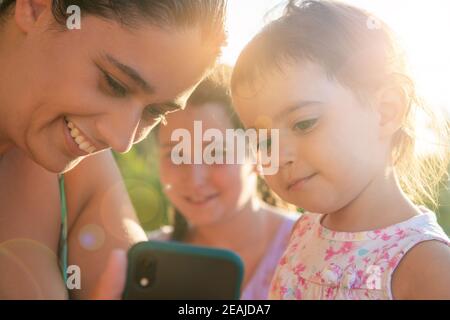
[151, 66, 298, 299]
[231, 0, 450, 299]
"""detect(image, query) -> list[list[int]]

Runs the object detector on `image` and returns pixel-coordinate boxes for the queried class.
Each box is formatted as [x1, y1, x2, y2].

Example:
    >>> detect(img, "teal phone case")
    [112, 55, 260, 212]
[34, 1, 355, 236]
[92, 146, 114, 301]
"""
[122, 240, 244, 300]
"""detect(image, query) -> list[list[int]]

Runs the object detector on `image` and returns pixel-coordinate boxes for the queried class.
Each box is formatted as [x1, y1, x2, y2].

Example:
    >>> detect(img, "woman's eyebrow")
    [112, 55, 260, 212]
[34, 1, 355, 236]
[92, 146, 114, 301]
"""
[103, 53, 155, 94]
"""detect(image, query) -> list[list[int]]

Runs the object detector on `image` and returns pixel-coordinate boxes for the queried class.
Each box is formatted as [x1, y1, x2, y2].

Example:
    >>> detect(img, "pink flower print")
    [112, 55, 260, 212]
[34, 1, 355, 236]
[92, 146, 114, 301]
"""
[279, 255, 288, 266]
[341, 242, 354, 254]
[325, 247, 338, 260]
[388, 256, 399, 269]
[371, 229, 382, 240]
[348, 255, 355, 264]
[280, 286, 288, 298]
[325, 242, 354, 260]
[295, 288, 303, 300]
[325, 287, 335, 300]
[395, 228, 407, 240]
[363, 257, 371, 265]
[298, 276, 306, 287]
[293, 264, 306, 276]
[381, 233, 392, 241]
[295, 219, 312, 238]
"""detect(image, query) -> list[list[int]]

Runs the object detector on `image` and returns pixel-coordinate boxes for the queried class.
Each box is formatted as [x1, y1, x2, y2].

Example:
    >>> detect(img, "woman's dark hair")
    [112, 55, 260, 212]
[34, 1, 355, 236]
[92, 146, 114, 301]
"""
[231, 0, 449, 208]
[1, 0, 227, 59]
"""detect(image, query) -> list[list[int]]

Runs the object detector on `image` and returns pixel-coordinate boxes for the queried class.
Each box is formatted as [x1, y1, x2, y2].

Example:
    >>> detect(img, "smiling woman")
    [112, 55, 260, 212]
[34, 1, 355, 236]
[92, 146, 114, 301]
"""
[0, 0, 227, 299]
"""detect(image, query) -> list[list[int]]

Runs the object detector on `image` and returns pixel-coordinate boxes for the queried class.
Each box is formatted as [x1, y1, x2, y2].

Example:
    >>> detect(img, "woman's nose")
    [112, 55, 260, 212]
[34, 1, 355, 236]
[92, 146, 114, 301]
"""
[96, 106, 143, 153]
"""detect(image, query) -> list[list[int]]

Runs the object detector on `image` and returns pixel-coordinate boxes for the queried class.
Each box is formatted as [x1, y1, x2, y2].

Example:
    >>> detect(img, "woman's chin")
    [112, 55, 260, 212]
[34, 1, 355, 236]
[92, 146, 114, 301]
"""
[34, 153, 84, 174]
[59, 157, 84, 174]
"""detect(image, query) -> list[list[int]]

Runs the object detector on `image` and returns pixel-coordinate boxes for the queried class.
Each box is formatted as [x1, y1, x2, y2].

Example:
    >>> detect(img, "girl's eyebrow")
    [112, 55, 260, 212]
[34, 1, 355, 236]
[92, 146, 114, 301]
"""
[274, 100, 323, 122]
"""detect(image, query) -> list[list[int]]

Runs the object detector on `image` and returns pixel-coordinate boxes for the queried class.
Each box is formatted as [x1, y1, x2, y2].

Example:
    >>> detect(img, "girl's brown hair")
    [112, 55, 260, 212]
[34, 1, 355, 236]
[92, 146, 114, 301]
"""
[231, 0, 449, 207]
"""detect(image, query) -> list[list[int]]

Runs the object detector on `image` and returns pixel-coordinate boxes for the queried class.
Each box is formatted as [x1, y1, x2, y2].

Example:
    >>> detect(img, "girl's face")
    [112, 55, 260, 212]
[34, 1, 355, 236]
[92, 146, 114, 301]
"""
[158, 103, 257, 227]
[233, 61, 391, 214]
[1, 10, 210, 173]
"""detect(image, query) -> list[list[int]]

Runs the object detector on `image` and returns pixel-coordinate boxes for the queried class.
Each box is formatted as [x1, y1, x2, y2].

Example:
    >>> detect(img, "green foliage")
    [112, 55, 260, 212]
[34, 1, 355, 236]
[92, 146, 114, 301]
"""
[113, 134, 170, 231]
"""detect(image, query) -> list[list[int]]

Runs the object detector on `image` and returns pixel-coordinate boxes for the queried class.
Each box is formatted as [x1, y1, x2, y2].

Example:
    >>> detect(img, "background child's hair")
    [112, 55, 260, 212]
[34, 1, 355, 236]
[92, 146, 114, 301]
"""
[164, 65, 296, 241]
[231, 0, 450, 207]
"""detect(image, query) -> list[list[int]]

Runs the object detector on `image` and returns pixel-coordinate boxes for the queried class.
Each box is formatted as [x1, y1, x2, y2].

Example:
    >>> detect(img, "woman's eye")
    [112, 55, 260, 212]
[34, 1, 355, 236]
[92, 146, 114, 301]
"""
[293, 119, 318, 133]
[103, 72, 128, 97]
[145, 106, 168, 125]
[146, 106, 162, 117]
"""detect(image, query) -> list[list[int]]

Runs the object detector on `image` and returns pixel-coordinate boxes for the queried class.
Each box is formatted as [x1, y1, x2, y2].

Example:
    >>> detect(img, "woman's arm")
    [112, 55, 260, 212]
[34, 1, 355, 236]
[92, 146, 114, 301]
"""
[64, 150, 147, 299]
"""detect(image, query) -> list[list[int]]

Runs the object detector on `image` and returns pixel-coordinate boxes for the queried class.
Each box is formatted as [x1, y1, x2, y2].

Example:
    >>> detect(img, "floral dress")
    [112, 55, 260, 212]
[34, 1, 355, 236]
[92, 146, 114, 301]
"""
[269, 208, 450, 300]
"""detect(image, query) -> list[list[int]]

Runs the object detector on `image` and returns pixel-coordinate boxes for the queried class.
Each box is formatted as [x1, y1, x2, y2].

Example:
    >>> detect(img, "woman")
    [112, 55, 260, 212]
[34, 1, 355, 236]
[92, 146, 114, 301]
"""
[0, 0, 227, 299]
[153, 66, 298, 299]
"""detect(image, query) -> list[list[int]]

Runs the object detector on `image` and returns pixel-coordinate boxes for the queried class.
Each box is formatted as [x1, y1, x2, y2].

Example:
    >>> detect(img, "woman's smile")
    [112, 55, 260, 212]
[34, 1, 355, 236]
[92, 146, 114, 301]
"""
[63, 117, 98, 157]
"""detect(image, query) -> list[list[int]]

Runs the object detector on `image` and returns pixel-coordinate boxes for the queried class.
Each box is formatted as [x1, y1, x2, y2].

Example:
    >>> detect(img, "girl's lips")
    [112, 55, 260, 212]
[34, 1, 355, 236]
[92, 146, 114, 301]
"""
[287, 173, 317, 191]
[62, 117, 89, 157]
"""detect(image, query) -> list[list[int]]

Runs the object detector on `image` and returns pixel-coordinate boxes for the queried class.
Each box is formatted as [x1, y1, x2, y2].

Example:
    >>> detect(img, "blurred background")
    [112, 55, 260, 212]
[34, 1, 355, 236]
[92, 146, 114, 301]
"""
[114, 0, 450, 234]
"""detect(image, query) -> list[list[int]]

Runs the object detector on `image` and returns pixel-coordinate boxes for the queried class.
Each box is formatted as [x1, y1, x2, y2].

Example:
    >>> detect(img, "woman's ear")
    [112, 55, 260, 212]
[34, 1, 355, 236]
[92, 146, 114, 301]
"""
[374, 84, 409, 139]
[15, 0, 51, 34]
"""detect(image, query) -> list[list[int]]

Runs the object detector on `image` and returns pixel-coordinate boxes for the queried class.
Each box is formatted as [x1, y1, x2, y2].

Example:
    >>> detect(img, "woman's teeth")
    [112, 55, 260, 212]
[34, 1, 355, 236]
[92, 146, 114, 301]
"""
[66, 119, 96, 154]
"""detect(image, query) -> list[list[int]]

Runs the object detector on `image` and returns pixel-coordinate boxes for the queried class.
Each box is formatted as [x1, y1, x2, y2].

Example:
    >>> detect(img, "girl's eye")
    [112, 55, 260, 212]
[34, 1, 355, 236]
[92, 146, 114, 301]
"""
[293, 119, 318, 133]
[103, 72, 128, 97]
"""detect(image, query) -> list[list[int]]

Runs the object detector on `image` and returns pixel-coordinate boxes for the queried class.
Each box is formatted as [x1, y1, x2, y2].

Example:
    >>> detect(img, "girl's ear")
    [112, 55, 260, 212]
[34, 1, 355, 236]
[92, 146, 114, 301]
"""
[374, 85, 408, 139]
[15, 0, 51, 34]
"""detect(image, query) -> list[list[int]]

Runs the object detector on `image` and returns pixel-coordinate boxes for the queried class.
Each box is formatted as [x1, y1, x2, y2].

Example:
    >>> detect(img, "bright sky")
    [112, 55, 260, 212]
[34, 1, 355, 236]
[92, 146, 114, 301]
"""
[222, 0, 450, 117]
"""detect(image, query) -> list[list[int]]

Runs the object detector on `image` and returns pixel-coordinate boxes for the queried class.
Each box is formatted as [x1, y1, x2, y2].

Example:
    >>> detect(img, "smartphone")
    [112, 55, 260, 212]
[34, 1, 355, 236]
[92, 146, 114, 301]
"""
[122, 240, 244, 300]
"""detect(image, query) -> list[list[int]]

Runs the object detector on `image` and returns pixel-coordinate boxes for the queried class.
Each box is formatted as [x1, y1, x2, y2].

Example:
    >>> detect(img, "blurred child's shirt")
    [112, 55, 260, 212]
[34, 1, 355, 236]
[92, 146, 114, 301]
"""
[270, 208, 449, 300]
[241, 215, 296, 300]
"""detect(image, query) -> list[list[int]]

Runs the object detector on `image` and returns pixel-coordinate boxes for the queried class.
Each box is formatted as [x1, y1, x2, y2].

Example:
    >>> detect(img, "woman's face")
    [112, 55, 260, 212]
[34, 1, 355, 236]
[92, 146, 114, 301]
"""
[1, 7, 211, 172]
[158, 103, 257, 227]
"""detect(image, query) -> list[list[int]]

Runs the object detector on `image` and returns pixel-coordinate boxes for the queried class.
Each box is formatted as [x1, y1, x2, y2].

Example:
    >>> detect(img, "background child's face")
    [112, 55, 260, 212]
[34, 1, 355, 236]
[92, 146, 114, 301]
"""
[233, 61, 392, 214]
[158, 103, 257, 227]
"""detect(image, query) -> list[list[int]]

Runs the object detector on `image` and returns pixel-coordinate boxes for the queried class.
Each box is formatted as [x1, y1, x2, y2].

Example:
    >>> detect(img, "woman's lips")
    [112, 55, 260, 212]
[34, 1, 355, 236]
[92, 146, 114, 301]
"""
[287, 173, 317, 191]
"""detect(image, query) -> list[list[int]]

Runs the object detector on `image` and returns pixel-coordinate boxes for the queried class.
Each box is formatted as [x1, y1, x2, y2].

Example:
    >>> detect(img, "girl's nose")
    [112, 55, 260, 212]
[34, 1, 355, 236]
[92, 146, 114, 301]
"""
[96, 106, 143, 153]
[279, 141, 297, 169]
